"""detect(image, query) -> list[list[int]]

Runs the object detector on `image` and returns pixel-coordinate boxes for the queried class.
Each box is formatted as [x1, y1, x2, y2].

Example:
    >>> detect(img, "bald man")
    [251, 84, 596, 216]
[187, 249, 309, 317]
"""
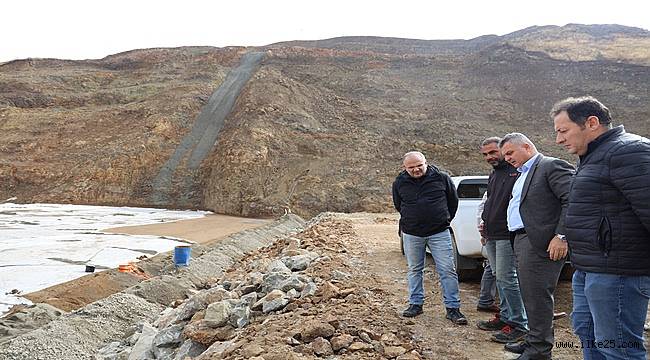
[392, 151, 467, 325]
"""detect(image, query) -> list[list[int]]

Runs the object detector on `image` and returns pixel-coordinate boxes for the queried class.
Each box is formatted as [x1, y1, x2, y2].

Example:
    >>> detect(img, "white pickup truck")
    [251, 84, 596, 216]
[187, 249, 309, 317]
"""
[400, 175, 489, 281]
[449, 176, 489, 280]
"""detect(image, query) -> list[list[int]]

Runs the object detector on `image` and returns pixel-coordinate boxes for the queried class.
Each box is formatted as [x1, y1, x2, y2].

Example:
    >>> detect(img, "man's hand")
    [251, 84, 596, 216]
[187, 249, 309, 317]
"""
[477, 222, 487, 245]
[547, 236, 568, 261]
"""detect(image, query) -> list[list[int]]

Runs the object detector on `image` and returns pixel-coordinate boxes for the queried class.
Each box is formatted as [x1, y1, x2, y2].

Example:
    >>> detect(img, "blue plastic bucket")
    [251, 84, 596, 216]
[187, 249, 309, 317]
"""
[173, 245, 191, 267]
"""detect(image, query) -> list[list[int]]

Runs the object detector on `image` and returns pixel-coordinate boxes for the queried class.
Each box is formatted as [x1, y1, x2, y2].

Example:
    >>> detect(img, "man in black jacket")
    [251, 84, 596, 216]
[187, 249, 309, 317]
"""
[392, 151, 467, 325]
[553, 96, 650, 360]
[476, 137, 529, 344]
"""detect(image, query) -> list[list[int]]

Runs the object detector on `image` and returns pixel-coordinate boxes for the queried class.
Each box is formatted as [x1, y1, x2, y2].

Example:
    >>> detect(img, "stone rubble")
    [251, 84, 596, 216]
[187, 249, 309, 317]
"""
[0, 303, 64, 340]
[97, 231, 325, 359]
[93, 213, 425, 360]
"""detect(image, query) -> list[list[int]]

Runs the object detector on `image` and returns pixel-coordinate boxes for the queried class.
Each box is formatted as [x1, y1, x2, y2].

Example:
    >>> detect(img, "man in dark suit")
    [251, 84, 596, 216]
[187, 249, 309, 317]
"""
[498, 133, 574, 360]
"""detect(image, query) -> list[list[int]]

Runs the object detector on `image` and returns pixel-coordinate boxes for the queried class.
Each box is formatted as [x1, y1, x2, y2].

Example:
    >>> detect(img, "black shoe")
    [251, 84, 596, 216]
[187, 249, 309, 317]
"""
[504, 341, 528, 354]
[446, 308, 468, 325]
[476, 303, 500, 313]
[402, 304, 423, 317]
[477, 314, 507, 331]
[491, 325, 527, 343]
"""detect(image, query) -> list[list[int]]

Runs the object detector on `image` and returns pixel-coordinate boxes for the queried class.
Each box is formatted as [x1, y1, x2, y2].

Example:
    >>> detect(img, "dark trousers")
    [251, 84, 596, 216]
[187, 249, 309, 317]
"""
[513, 233, 564, 359]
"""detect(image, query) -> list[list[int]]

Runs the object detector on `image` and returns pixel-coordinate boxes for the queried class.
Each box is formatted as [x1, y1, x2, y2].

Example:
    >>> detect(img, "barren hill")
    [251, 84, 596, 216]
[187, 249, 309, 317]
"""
[1, 24, 649, 217]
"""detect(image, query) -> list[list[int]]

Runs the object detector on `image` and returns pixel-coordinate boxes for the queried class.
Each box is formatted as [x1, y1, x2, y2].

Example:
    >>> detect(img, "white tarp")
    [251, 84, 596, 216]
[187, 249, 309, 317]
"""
[0, 203, 208, 315]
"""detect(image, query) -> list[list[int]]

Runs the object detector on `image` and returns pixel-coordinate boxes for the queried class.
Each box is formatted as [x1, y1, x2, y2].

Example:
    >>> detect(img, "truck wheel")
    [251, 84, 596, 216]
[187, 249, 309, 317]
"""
[451, 232, 481, 282]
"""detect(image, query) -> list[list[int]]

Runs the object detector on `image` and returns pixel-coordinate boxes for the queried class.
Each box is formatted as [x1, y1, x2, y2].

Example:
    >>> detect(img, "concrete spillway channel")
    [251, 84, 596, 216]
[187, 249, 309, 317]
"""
[150, 51, 266, 206]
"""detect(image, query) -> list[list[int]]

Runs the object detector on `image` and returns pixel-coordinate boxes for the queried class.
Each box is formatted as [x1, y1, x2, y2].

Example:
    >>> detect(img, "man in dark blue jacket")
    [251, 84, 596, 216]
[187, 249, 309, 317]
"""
[553, 96, 650, 360]
[392, 151, 467, 325]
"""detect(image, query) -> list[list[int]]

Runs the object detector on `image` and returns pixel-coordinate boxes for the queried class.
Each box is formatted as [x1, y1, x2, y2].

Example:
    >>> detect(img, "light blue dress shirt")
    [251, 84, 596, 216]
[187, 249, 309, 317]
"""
[507, 153, 541, 231]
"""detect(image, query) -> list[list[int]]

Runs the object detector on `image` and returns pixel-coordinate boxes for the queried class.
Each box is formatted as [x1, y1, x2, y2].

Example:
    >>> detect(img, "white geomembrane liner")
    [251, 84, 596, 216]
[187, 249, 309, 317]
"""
[0, 203, 209, 315]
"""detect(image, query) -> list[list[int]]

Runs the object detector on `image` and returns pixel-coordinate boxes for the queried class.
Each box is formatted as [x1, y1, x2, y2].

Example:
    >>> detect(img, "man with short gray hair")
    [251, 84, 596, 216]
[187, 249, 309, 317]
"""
[499, 133, 574, 360]
[392, 151, 467, 325]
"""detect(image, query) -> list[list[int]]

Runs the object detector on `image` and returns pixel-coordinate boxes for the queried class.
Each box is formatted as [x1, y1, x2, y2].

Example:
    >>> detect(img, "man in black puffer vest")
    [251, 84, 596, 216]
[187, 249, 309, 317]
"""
[552, 96, 650, 360]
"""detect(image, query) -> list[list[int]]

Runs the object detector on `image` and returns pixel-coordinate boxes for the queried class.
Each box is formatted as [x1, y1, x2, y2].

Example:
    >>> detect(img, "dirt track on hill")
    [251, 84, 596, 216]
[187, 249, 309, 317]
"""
[150, 51, 265, 206]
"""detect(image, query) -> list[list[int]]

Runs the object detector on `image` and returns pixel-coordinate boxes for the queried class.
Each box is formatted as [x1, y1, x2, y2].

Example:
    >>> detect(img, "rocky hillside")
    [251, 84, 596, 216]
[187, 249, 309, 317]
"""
[0, 47, 242, 206]
[504, 24, 650, 66]
[1, 24, 649, 217]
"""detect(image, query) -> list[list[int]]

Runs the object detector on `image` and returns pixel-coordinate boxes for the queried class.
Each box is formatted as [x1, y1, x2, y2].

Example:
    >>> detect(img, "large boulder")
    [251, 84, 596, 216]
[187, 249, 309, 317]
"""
[298, 320, 335, 342]
[204, 301, 233, 328]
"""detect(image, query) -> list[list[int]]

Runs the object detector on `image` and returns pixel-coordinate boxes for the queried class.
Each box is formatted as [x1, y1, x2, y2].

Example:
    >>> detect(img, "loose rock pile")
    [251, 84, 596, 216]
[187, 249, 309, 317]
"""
[97, 238, 320, 360]
[97, 213, 425, 359]
[0, 303, 64, 340]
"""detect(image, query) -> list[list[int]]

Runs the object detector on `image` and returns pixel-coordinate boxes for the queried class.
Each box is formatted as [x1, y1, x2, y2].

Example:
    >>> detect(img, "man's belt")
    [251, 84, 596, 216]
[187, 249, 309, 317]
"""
[511, 228, 526, 235]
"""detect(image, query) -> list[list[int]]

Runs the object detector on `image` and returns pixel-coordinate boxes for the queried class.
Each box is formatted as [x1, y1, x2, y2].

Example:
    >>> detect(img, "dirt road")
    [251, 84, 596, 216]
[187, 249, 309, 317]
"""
[104, 213, 271, 244]
[341, 213, 583, 360]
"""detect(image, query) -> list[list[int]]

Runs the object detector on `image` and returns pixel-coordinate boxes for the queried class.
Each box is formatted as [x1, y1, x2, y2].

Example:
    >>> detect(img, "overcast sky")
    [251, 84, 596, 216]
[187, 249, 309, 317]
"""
[2, 0, 648, 63]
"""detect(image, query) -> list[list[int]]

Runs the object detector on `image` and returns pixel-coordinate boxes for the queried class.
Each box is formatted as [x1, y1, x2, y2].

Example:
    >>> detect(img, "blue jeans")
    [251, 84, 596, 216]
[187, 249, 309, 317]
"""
[403, 230, 461, 308]
[484, 239, 528, 331]
[572, 269, 650, 360]
[478, 261, 497, 307]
